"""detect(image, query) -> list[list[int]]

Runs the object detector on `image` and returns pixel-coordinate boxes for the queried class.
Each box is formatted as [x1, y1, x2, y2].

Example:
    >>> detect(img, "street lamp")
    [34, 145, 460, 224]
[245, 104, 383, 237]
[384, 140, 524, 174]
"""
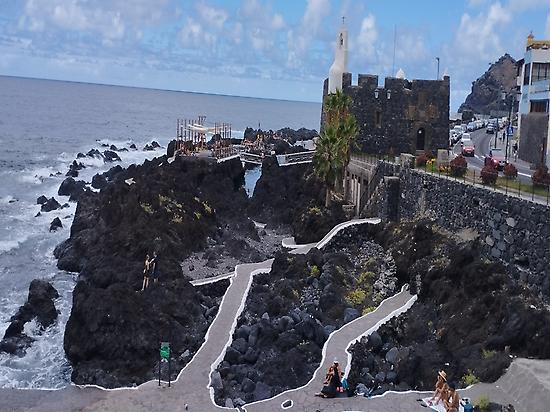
[504, 90, 521, 162]
[494, 91, 506, 150]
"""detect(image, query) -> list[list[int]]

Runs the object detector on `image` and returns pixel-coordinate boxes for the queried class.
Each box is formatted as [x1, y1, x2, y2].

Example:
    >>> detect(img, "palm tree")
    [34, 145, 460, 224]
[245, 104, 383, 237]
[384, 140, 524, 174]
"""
[314, 125, 344, 207]
[316, 89, 358, 202]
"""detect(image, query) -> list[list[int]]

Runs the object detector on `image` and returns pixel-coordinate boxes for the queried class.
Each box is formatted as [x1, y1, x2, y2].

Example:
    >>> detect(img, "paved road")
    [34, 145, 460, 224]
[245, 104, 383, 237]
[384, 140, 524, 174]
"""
[452, 128, 534, 183]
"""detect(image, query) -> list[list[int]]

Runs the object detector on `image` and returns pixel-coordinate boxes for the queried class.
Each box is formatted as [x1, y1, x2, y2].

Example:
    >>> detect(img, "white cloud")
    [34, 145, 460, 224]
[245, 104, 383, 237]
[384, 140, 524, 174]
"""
[196, 2, 228, 30]
[287, 0, 330, 68]
[18, 0, 174, 43]
[453, 2, 511, 61]
[356, 14, 378, 59]
[179, 17, 215, 48]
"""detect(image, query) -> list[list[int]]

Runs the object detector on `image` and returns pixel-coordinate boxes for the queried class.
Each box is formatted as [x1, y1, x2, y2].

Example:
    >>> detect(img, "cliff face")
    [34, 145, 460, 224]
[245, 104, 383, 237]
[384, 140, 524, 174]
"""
[459, 54, 518, 115]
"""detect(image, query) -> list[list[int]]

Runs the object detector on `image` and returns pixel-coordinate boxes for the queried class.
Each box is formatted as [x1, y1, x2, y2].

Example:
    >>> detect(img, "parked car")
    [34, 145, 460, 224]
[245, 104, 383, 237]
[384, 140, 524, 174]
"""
[484, 148, 506, 170]
[461, 137, 475, 156]
[486, 124, 495, 134]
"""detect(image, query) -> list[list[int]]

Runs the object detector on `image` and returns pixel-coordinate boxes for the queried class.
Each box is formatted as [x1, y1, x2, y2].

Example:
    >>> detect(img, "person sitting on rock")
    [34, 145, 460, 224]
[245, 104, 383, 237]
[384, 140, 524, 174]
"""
[444, 382, 460, 412]
[429, 370, 448, 405]
[315, 360, 342, 398]
[141, 254, 151, 291]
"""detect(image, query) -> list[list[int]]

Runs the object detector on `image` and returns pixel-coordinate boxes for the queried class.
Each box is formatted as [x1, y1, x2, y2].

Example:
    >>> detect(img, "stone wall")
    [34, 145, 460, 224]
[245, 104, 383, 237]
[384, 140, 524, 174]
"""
[364, 162, 550, 296]
[321, 74, 450, 155]
[518, 113, 549, 166]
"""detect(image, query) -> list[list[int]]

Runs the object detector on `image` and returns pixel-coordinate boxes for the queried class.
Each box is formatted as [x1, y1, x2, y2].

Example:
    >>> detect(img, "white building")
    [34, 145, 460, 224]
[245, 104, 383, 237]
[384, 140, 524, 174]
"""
[517, 33, 550, 166]
[328, 20, 348, 93]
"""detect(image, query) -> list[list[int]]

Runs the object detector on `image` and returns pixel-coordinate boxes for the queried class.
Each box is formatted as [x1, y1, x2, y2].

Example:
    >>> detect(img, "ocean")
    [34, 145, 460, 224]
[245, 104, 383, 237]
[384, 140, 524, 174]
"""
[0, 75, 321, 389]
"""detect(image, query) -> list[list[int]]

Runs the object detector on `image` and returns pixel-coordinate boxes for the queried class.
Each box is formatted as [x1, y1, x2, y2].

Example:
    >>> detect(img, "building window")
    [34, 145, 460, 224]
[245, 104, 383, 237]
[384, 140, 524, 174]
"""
[532, 63, 550, 82]
[524, 63, 531, 85]
[375, 111, 382, 128]
[530, 100, 549, 113]
[416, 128, 426, 151]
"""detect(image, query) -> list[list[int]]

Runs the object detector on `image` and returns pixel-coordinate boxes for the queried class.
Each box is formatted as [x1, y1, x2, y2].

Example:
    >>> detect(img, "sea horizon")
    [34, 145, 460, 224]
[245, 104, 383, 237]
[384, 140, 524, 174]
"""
[0, 74, 322, 106]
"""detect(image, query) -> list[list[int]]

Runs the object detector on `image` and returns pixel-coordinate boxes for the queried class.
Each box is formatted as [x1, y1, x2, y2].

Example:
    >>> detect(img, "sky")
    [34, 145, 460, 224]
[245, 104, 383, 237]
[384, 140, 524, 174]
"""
[1, 0, 550, 111]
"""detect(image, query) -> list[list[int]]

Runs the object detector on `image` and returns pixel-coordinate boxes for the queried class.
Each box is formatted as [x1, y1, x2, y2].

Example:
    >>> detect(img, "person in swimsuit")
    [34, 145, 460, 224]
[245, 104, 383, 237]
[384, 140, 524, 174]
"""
[141, 254, 151, 291]
[430, 370, 448, 405]
[444, 382, 460, 412]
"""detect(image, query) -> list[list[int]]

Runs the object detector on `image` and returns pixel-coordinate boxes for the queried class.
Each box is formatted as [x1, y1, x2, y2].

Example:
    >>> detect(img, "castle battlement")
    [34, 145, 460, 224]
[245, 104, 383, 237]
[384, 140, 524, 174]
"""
[321, 71, 450, 155]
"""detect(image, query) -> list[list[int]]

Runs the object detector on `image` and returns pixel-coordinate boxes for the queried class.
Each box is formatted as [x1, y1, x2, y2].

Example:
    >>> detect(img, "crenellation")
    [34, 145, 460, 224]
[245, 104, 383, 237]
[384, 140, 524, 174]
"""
[322, 72, 450, 155]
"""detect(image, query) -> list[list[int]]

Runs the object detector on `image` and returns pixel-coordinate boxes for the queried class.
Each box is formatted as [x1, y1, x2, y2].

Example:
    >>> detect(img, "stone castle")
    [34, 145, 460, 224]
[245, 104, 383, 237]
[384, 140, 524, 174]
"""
[321, 23, 450, 156]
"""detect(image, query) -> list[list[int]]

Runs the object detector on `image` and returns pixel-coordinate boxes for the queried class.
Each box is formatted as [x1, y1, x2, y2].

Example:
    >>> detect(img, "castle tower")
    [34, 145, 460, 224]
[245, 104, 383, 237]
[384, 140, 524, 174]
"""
[328, 18, 349, 93]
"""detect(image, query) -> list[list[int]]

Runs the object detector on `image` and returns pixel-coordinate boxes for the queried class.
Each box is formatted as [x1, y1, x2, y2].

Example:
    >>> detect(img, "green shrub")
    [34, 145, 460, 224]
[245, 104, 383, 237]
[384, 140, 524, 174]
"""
[310, 265, 320, 278]
[345, 289, 366, 306]
[482, 349, 496, 359]
[450, 154, 468, 177]
[358, 271, 375, 284]
[461, 369, 480, 386]
[194, 211, 202, 220]
[362, 306, 376, 315]
[474, 395, 490, 411]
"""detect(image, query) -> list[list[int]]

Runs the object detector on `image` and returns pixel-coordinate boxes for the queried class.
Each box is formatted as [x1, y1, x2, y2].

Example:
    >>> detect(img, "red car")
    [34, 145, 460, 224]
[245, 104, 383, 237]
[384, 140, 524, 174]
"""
[484, 148, 506, 170]
[461, 139, 475, 157]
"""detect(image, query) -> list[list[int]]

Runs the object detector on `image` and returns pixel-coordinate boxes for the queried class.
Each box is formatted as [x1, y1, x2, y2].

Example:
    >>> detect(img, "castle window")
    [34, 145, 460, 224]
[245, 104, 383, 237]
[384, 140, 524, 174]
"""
[374, 89, 379, 99]
[375, 111, 382, 128]
[387, 90, 392, 99]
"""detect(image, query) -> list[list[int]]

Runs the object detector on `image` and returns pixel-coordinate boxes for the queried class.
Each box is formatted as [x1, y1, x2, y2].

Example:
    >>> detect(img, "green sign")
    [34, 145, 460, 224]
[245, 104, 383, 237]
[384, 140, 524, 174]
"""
[160, 342, 170, 360]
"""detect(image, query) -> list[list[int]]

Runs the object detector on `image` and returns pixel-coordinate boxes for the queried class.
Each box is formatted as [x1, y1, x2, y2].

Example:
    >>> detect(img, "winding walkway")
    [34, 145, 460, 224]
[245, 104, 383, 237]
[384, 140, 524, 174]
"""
[1, 218, 547, 412]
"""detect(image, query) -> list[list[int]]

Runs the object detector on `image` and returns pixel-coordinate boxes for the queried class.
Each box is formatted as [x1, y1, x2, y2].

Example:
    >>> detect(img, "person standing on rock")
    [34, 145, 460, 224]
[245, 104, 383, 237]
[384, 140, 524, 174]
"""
[150, 252, 160, 284]
[141, 254, 151, 291]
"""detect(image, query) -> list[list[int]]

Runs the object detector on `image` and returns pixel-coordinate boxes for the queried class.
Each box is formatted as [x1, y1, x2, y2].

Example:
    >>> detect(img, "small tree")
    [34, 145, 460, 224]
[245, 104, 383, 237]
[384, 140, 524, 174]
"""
[503, 163, 518, 180]
[481, 165, 498, 185]
[532, 166, 550, 188]
[416, 150, 434, 167]
[450, 154, 467, 177]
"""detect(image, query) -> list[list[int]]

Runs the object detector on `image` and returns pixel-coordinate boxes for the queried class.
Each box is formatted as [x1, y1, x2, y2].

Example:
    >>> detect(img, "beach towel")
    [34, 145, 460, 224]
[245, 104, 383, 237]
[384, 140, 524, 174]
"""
[421, 397, 464, 412]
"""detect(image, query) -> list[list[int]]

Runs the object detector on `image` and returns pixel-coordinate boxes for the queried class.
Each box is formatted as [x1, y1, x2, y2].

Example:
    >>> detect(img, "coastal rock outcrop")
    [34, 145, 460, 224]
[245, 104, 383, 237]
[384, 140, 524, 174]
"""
[56, 155, 252, 387]
[49, 217, 63, 231]
[66, 160, 85, 178]
[348, 221, 550, 395]
[0, 280, 59, 356]
[58, 177, 86, 201]
[102, 150, 121, 162]
[41, 197, 61, 212]
[249, 156, 344, 243]
[459, 54, 517, 115]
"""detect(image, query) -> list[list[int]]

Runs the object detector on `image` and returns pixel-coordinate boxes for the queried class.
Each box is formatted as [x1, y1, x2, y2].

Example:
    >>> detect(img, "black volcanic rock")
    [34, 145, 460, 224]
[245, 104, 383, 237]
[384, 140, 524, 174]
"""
[91, 173, 108, 190]
[459, 54, 518, 115]
[103, 150, 121, 162]
[0, 280, 59, 356]
[347, 221, 550, 395]
[49, 217, 63, 231]
[41, 197, 61, 212]
[37, 195, 48, 205]
[66, 160, 85, 177]
[87, 149, 103, 159]
[249, 156, 344, 243]
[57, 156, 248, 387]
[58, 177, 86, 201]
